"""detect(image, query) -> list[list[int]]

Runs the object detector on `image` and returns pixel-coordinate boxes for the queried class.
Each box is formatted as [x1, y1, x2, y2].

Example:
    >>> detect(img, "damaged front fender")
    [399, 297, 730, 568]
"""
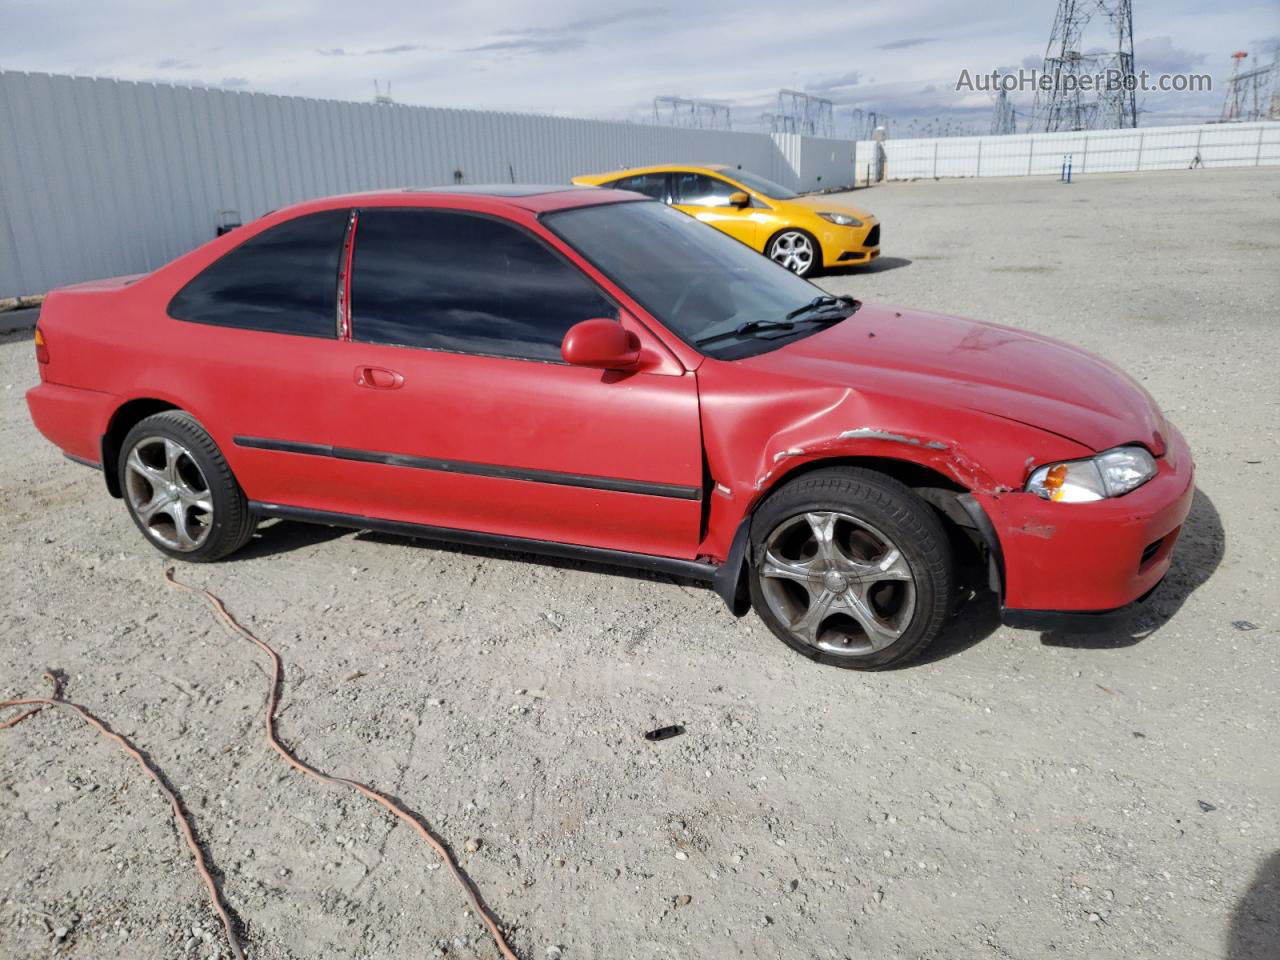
[694, 365, 1094, 562]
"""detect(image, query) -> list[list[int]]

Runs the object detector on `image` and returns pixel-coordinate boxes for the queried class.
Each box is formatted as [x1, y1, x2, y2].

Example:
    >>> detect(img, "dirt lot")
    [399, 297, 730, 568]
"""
[1, 167, 1277, 960]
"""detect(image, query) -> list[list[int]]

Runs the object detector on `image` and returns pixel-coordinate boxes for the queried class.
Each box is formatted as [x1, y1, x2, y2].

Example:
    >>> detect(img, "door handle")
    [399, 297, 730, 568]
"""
[354, 366, 404, 390]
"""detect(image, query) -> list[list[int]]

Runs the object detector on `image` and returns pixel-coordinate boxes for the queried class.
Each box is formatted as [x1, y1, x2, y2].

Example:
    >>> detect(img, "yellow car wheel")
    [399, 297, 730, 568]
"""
[766, 228, 820, 278]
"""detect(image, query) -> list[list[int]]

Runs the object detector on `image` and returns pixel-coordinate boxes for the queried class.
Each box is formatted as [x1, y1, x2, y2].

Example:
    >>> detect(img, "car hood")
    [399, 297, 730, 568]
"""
[750, 303, 1167, 455]
[782, 194, 876, 221]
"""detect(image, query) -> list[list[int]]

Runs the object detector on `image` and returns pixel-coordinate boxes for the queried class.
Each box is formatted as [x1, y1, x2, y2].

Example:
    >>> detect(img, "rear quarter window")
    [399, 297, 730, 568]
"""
[168, 209, 349, 337]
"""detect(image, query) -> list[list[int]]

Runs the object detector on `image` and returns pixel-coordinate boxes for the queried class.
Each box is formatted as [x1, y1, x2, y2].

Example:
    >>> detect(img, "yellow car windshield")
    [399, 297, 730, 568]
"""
[721, 168, 799, 200]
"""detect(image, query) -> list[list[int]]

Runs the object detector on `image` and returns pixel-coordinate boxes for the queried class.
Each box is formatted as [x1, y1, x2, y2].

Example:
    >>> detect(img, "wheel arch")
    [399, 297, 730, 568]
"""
[100, 398, 180, 497]
[759, 455, 968, 500]
[716, 453, 996, 617]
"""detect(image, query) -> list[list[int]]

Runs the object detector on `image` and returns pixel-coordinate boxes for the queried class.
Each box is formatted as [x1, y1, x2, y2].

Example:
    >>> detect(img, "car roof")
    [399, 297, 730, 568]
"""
[286, 184, 640, 215]
[598, 163, 730, 176]
[402, 184, 598, 197]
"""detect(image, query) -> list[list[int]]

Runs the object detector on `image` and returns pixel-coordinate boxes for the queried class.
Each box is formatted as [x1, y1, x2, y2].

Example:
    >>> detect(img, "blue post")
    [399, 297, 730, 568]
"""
[1061, 155, 1073, 183]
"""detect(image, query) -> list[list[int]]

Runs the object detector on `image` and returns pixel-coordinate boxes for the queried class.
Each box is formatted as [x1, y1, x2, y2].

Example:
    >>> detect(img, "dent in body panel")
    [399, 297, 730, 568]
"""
[753, 422, 1003, 497]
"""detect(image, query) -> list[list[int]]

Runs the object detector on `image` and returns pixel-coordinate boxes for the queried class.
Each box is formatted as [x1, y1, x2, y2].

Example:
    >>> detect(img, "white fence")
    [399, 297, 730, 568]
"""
[856, 121, 1280, 182]
[0, 71, 857, 298]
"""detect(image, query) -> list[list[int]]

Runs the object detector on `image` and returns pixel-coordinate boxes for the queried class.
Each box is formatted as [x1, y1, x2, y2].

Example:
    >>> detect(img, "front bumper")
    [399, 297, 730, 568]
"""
[975, 424, 1195, 618]
[1001, 577, 1165, 632]
[819, 221, 880, 267]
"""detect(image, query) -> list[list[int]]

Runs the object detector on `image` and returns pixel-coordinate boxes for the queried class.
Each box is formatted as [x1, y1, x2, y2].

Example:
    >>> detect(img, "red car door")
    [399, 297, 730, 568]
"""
[323, 206, 704, 560]
[162, 208, 358, 511]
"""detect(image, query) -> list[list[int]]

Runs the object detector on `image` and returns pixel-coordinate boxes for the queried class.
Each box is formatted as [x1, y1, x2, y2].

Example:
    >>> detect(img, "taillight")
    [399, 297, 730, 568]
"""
[34, 326, 49, 364]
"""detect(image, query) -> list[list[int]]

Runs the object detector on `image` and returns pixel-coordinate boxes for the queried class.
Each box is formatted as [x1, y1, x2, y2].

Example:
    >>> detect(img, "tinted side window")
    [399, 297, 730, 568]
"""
[673, 173, 737, 207]
[169, 209, 348, 337]
[351, 210, 616, 362]
[610, 174, 668, 201]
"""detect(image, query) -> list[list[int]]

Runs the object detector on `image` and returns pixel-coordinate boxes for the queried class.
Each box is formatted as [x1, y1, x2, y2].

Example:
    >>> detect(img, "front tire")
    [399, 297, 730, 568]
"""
[748, 467, 953, 669]
[767, 229, 820, 277]
[118, 411, 256, 562]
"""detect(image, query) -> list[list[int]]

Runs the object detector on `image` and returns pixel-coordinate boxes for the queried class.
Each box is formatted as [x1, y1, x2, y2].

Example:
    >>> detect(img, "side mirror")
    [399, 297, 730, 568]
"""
[561, 318, 641, 370]
[729, 191, 750, 208]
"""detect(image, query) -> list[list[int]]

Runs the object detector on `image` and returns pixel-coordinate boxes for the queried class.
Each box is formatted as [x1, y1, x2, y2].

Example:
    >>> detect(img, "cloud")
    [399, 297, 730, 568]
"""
[465, 6, 661, 56]
[497, 8, 663, 37]
[317, 44, 427, 57]
[218, 76, 249, 89]
[462, 36, 583, 55]
[1134, 36, 1207, 74]
[805, 71, 862, 94]
[876, 37, 938, 50]
[0, 0, 1251, 132]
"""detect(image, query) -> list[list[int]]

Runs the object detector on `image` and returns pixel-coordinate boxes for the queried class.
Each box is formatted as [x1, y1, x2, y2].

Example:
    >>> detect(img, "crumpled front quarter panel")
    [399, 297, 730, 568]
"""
[695, 356, 1092, 559]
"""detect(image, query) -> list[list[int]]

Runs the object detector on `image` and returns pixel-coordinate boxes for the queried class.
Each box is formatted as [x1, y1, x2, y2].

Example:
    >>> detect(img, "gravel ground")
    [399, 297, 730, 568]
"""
[1, 167, 1277, 960]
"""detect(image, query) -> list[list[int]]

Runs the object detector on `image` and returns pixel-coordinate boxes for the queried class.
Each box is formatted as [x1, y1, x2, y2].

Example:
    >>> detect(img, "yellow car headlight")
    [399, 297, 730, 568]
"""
[1026, 446, 1157, 502]
[817, 212, 864, 227]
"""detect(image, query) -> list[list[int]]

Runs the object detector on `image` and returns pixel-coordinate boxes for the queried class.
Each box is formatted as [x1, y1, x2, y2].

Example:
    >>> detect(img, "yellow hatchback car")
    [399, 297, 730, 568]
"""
[571, 164, 879, 277]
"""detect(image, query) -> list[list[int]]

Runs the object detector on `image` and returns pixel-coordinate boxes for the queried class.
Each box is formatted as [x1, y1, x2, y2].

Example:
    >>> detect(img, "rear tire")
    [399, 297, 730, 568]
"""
[748, 467, 953, 669]
[118, 411, 255, 562]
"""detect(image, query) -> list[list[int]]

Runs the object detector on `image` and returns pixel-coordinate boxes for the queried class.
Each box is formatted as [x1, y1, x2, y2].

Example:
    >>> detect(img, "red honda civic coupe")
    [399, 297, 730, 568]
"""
[27, 185, 1194, 669]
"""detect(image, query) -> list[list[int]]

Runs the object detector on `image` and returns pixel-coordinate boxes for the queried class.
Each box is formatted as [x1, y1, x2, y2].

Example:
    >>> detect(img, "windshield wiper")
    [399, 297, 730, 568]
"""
[786, 294, 860, 320]
[786, 295, 838, 319]
[695, 296, 860, 347]
[695, 319, 796, 346]
[695, 310, 851, 347]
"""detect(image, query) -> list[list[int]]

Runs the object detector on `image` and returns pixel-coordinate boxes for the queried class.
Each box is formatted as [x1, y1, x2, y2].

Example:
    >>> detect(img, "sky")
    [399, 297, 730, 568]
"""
[2, 0, 1277, 135]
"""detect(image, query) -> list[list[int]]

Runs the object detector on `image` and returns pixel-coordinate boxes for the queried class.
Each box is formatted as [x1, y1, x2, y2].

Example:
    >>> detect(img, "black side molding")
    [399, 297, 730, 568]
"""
[64, 451, 102, 470]
[249, 501, 720, 583]
[234, 436, 702, 501]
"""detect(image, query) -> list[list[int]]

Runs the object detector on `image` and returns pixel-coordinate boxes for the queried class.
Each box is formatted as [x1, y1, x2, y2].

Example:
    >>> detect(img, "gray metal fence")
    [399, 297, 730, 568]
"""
[0, 71, 857, 298]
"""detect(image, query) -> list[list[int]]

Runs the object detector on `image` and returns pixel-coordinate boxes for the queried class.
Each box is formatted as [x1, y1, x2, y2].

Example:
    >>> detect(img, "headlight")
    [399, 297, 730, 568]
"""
[1026, 446, 1157, 502]
[817, 212, 864, 227]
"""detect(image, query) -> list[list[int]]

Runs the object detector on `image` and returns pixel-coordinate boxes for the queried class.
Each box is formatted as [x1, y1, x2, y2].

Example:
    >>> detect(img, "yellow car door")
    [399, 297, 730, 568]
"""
[670, 171, 761, 249]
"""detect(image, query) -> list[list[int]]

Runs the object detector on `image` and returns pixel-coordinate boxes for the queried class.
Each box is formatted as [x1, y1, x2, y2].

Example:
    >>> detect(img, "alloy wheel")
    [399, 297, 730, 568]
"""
[758, 511, 917, 656]
[123, 436, 214, 552]
[769, 231, 814, 273]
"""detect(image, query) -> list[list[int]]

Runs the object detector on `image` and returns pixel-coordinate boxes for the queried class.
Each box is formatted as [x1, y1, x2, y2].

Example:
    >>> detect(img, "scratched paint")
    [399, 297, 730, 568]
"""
[837, 427, 951, 451]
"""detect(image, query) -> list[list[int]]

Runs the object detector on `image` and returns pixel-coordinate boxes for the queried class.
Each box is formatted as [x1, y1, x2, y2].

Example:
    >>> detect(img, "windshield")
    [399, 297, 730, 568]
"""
[721, 168, 799, 200]
[544, 200, 853, 359]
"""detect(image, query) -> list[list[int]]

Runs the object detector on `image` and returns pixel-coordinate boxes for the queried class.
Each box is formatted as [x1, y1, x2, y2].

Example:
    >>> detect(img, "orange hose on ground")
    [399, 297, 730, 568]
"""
[0, 568, 522, 960]
[1, 672, 247, 959]
[160, 568, 521, 960]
